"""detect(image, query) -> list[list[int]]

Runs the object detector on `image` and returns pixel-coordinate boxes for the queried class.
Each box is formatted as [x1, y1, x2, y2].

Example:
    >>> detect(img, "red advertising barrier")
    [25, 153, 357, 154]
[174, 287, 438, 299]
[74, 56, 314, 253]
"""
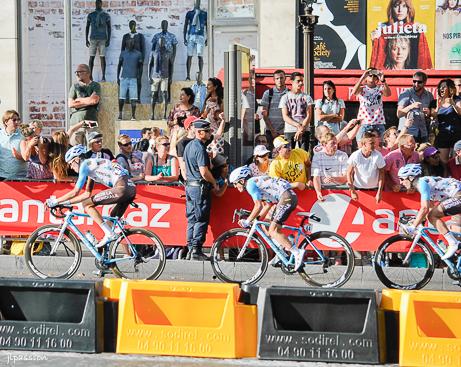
[0, 181, 425, 250]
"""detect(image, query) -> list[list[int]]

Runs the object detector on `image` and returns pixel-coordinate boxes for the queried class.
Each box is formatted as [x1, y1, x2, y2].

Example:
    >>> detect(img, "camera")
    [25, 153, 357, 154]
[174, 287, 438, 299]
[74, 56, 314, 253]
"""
[83, 120, 98, 128]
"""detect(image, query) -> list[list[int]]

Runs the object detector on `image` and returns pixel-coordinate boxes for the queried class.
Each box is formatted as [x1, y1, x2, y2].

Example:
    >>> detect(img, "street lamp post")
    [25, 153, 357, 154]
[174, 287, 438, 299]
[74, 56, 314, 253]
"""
[298, 0, 318, 154]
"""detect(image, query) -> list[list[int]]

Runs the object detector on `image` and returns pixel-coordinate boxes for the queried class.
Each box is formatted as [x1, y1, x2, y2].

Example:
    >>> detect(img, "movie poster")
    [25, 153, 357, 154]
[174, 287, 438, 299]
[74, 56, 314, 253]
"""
[435, 0, 461, 69]
[367, 0, 435, 70]
[312, 0, 366, 69]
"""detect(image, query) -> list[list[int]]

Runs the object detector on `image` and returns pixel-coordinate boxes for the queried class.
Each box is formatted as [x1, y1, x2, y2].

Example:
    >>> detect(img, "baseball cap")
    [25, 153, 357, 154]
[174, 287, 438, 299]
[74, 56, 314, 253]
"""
[273, 136, 290, 149]
[253, 145, 270, 156]
[423, 146, 439, 159]
[454, 140, 461, 152]
[87, 131, 103, 143]
[184, 115, 199, 130]
[193, 119, 211, 130]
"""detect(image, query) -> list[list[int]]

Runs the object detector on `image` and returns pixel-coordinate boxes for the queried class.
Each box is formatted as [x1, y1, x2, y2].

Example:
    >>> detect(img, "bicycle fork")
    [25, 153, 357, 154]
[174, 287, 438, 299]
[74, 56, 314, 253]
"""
[236, 223, 259, 260]
[49, 221, 69, 256]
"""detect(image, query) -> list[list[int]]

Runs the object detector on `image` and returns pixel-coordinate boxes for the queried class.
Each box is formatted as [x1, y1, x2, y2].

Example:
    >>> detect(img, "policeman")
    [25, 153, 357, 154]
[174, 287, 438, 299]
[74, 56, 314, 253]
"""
[183, 119, 218, 260]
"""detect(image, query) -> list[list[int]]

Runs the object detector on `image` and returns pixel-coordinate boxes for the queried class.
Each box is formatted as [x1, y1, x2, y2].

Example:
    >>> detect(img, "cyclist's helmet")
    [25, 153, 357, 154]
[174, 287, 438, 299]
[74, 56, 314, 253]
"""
[398, 163, 422, 179]
[229, 166, 252, 184]
[65, 144, 87, 163]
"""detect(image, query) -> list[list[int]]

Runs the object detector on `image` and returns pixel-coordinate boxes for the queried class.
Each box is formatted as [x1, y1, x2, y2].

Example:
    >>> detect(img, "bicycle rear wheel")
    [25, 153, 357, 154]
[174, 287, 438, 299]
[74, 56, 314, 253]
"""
[298, 231, 355, 288]
[373, 234, 435, 290]
[210, 228, 268, 284]
[109, 228, 166, 280]
[24, 225, 82, 279]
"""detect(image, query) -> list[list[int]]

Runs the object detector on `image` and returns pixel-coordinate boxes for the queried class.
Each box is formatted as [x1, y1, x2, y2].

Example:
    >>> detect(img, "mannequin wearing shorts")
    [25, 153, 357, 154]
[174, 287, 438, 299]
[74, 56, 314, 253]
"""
[183, 0, 207, 80]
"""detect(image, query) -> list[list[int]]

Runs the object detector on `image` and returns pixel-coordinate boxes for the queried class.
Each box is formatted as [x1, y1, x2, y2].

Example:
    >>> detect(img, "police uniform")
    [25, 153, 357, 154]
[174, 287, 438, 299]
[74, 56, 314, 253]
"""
[183, 120, 213, 260]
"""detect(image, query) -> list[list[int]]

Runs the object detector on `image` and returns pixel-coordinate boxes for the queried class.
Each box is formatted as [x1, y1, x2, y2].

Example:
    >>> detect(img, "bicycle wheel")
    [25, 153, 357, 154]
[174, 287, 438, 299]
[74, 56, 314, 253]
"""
[298, 231, 355, 288]
[373, 234, 434, 290]
[109, 228, 166, 280]
[24, 225, 82, 279]
[210, 228, 268, 284]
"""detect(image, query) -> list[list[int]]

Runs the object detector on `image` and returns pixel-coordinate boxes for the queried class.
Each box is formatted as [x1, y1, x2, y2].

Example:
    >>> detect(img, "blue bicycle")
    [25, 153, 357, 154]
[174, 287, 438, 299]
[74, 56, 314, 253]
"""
[24, 205, 166, 280]
[373, 215, 461, 290]
[210, 209, 355, 288]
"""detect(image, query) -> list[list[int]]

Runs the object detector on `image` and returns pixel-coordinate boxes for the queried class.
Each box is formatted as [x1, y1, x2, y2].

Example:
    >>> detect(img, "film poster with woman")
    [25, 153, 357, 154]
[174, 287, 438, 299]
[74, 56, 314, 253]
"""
[367, 0, 435, 70]
[435, 0, 461, 69]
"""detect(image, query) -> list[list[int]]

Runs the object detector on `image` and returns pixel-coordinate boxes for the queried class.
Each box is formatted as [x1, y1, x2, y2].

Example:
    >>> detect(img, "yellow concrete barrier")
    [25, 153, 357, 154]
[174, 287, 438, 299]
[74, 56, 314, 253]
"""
[102, 278, 122, 301]
[114, 280, 257, 358]
[400, 290, 461, 367]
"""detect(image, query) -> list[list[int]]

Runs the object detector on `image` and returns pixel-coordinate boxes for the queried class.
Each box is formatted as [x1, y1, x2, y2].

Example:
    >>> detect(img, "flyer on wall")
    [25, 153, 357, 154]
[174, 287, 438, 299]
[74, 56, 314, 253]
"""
[312, 0, 366, 69]
[435, 0, 461, 69]
[367, 0, 435, 70]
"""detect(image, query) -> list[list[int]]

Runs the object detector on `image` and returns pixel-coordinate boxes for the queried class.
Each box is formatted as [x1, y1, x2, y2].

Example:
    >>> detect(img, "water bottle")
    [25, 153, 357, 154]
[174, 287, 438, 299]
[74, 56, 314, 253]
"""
[85, 231, 96, 246]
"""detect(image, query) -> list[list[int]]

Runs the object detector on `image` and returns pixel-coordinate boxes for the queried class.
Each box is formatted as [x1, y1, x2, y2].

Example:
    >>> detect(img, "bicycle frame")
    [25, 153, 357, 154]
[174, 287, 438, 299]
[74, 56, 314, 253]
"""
[238, 220, 326, 267]
[404, 226, 461, 274]
[50, 211, 134, 265]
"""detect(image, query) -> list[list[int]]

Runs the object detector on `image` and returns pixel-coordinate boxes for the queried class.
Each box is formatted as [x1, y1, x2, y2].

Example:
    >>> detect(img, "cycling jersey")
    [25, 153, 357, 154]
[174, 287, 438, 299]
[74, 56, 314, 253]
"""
[76, 158, 130, 190]
[246, 176, 292, 203]
[417, 176, 461, 202]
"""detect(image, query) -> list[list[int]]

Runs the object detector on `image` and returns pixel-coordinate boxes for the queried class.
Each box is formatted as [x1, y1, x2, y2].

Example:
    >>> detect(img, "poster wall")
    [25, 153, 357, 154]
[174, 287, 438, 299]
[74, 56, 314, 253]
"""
[435, 0, 461, 69]
[312, 0, 366, 69]
[367, 0, 435, 70]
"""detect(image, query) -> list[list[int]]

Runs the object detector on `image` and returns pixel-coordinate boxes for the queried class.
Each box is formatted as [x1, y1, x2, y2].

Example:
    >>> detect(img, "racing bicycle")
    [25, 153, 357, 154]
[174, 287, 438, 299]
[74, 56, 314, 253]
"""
[373, 214, 461, 290]
[24, 204, 166, 280]
[210, 209, 355, 288]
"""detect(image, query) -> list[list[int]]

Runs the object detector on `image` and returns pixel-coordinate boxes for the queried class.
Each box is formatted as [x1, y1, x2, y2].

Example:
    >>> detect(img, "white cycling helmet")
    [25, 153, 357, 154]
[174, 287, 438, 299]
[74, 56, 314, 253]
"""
[398, 164, 422, 179]
[229, 166, 252, 184]
[65, 144, 87, 163]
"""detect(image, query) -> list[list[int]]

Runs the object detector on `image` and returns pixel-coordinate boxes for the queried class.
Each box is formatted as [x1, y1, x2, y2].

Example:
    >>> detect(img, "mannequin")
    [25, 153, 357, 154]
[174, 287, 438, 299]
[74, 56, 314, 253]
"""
[191, 71, 207, 111]
[121, 20, 145, 102]
[183, 0, 207, 80]
[85, 0, 111, 81]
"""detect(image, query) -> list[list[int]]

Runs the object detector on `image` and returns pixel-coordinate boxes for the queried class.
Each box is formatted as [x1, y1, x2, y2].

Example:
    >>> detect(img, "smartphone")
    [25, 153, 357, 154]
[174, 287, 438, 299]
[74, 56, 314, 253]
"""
[84, 120, 98, 128]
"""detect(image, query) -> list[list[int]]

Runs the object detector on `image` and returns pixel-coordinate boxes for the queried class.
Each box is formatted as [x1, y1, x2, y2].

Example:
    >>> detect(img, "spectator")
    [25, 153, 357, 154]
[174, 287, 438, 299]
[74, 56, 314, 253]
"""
[144, 135, 180, 183]
[315, 80, 346, 135]
[177, 116, 198, 180]
[269, 136, 310, 190]
[346, 131, 385, 204]
[29, 120, 43, 138]
[0, 110, 27, 180]
[384, 133, 420, 192]
[183, 119, 219, 260]
[352, 68, 391, 141]
[430, 78, 461, 167]
[279, 72, 314, 150]
[48, 130, 71, 181]
[211, 154, 229, 197]
[167, 87, 200, 129]
[421, 146, 445, 177]
[380, 117, 414, 156]
[68, 64, 101, 146]
[455, 78, 461, 98]
[83, 131, 114, 160]
[448, 140, 461, 180]
[19, 125, 52, 180]
[312, 133, 348, 201]
[115, 134, 145, 182]
[397, 71, 433, 143]
[248, 145, 271, 177]
[314, 119, 361, 155]
[201, 78, 224, 155]
[260, 69, 288, 147]
[133, 127, 152, 152]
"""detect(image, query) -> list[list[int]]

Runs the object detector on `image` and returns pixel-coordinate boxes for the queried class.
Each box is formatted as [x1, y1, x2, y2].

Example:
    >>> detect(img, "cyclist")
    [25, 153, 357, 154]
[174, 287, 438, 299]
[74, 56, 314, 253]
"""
[398, 163, 461, 259]
[46, 145, 136, 248]
[229, 166, 305, 271]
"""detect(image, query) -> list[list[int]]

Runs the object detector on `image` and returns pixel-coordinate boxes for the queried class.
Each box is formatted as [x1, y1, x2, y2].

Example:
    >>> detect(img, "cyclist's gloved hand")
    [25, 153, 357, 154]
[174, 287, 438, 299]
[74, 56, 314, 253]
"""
[402, 224, 418, 236]
[238, 219, 251, 229]
[46, 198, 58, 208]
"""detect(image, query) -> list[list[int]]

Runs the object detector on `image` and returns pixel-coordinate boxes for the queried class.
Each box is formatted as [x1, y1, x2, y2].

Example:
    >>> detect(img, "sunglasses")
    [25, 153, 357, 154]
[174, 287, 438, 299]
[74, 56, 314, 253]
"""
[255, 140, 267, 145]
[93, 139, 103, 144]
[75, 70, 87, 74]
[281, 144, 291, 149]
[412, 80, 424, 84]
[257, 154, 269, 158]
[119, 142, 132, 147]
[160, 143, 170, 147]
[10, 118, 20, 122]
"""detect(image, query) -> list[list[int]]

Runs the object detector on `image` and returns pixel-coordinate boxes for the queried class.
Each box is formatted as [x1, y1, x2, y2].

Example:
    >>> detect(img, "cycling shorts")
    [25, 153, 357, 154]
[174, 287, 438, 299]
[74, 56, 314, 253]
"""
[91, 176, 136, 218]
[441, 193, 461, 216]
[271, 189, 298, 225]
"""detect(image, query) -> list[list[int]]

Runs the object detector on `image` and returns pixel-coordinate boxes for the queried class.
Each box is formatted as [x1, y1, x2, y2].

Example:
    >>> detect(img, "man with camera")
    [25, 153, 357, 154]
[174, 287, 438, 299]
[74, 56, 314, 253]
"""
[352, 68, 391, 141]
[68, 64, 101, 145]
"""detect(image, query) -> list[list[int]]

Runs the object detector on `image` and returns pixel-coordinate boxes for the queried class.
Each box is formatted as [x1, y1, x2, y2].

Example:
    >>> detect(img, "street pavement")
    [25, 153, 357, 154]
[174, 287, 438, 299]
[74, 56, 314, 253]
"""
[0, 254, 459, 366]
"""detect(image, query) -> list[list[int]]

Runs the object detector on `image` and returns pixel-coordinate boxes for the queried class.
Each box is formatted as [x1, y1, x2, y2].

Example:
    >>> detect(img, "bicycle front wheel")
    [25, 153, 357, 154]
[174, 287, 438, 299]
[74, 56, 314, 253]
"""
[109, 228, 166, 280]
[299, 231, 355, 288]
[24, 225, 82, 279]
[373, 234, 435, 290]
[210, 228, 268, 285]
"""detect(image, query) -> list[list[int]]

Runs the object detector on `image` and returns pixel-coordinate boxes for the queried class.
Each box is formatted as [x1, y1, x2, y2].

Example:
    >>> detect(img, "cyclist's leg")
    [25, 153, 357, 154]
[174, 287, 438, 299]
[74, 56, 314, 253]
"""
[434, 195, 461, 258]
[268, 190, 298, 250]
